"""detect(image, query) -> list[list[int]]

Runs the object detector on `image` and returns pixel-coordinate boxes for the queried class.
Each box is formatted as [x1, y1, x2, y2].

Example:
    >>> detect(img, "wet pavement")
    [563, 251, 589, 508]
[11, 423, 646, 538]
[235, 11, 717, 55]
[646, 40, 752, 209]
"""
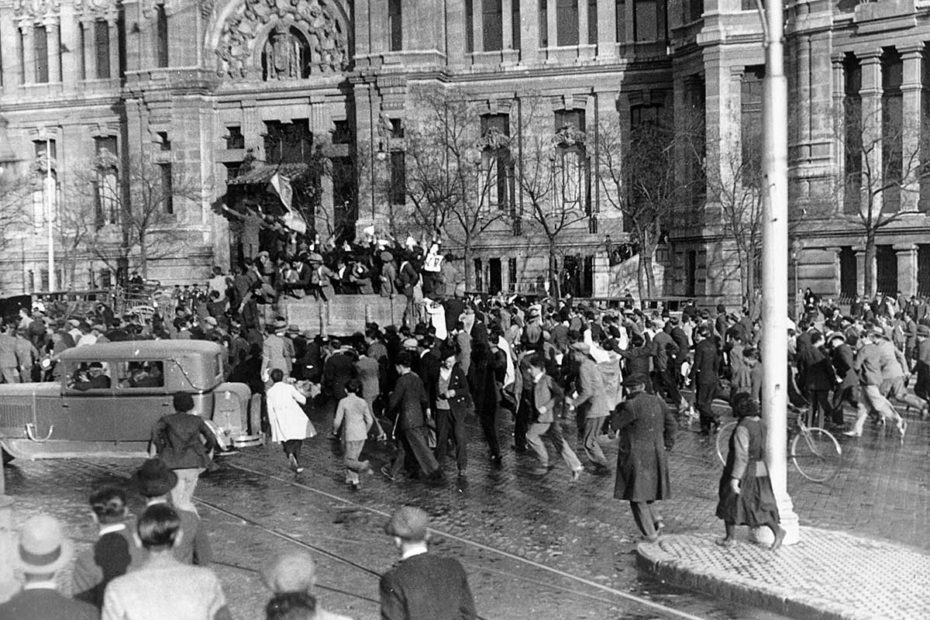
[2, 394, 927, 619]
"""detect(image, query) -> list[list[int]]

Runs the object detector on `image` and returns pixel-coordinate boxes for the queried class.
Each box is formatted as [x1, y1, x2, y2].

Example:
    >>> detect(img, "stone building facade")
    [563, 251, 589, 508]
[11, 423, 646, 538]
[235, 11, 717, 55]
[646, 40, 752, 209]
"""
[0, 0, 928, 302]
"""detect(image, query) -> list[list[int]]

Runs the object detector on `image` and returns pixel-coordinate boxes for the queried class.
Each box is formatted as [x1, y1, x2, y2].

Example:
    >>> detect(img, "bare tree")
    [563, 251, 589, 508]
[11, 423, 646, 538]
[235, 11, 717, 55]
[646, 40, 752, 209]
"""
[516, 96, 593, 298]
[839, 105, 930, 296]
[402, 84, 510, 288]
[74, 153, 208, 279]
[0, 170, 31, 254]
[594, 108, 689, 299]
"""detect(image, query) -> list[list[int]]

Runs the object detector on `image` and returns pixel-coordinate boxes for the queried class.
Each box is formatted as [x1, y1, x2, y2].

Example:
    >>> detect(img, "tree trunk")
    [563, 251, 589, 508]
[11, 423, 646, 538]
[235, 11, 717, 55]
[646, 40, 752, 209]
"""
[139, 234, 148, 279]
[864, 231, 877, 298]
[640, 228, 657, 300]
[549, 241, 560, 299]
[463, 239, 473, 292]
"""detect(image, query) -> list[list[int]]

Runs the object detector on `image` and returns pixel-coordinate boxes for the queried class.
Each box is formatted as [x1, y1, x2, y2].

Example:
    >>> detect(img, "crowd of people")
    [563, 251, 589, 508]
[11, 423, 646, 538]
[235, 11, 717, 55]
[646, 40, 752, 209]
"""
[4, 225, 930, 617]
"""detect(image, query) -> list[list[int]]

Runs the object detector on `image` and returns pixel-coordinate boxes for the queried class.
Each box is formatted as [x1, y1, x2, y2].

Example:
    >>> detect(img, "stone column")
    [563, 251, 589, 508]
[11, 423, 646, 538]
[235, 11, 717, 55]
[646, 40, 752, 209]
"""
[854, 246, 867, 297]
[45, 18, 61, 83]
[502, 0, 513, 50]
[472, 0, 483, 53]
[596, 0, 616, 58]
[794, 34, 811, 161]
[895, 244, 918, 297]
[20, 22, 35, 85]
[108, 17, 120, 78]
[900, 45, 923, 212]
[59, 8, 78, 85]
[520, 0, 539, 62]
[0, 13, 22, 86]
[831, 53, 845, 214]
[860, 51, 883, 214]
[578, 0, 588, 45]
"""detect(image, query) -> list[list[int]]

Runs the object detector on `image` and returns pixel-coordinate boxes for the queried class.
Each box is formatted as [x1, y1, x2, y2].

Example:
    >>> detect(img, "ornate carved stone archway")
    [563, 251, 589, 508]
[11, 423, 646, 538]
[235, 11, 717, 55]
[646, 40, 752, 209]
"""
[214, 0, 348, 81]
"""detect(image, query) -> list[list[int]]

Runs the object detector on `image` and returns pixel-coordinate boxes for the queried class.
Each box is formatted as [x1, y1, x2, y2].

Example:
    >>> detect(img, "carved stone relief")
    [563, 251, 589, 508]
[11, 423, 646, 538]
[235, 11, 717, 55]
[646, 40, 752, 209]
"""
[215, 0, 348, 81]
[13, 0, 61, 19]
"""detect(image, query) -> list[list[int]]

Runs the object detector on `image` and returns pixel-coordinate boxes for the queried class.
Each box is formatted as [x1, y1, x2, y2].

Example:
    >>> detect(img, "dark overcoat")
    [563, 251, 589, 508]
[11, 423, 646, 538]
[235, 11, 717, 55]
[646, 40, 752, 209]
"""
[610, 391, 677, 502]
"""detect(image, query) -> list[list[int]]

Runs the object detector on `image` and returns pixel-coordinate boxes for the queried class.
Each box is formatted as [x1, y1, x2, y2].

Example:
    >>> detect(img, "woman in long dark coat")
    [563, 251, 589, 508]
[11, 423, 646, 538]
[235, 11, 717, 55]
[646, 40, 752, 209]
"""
[716, 393, 786, 550]
[610, 373, 677, 541]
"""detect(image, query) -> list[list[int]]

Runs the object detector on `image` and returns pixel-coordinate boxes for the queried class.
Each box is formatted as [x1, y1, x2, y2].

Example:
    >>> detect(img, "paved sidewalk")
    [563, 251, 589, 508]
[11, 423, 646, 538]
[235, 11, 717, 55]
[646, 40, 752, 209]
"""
[637, 526, 930, 620]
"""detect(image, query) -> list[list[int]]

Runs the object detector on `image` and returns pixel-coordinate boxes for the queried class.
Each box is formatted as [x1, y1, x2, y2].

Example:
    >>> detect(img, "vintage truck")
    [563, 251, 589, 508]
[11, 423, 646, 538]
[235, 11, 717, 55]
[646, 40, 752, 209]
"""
[0, 340, 253, 462]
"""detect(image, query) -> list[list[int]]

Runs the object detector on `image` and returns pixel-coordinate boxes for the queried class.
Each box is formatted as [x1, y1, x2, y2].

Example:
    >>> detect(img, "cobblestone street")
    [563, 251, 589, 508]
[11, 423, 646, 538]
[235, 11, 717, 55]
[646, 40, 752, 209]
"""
[3, 397, 927, 619]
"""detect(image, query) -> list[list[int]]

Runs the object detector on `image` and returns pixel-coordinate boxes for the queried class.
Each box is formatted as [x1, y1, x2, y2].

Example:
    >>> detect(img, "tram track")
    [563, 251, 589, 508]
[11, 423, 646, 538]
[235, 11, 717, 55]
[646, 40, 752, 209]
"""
[76, 457, 707, 620]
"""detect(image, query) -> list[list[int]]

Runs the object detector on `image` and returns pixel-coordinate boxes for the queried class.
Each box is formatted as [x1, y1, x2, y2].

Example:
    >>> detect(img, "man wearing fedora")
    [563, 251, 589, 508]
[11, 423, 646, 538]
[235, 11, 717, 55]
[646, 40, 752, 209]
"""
[0, 515, 98, 619]
[102, 504, 231, 620]
[261, 551, 352, 620]
[380, 506, 476, 620]
[133, 459, 213, 565]
[827, 332, 858, 427]
[610, 373, 677, 542]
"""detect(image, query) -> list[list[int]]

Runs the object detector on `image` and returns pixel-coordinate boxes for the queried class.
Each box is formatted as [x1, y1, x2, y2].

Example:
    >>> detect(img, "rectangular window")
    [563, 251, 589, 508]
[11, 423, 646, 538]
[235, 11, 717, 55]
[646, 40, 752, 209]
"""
[388, 0, 403, 51]
[634, 0, 658, 42]
[844, 55, 862, 215]
[465, 0, 474, 53]
[474, 258, 483, 292]
[95, 20, 110, 79]
[390, 118, 405, 139]
[691, 0, 705, 21]
[119, 361, 166, 389]
[512, 0, 521, 49]
[839, 247, 858, 298]
[390, 151, 406, 205]
[484, 0, 504, 51]
[588, 0, 598, 44]
[918, 245, 930, 296]
[158, 131, 171, 151]
[225, 126, 245, 149]
[264, 119, 312, 164]
[159, 163, 174, 214]
[616, 0, 626, 43]
[555, 109, 585, 133]
[557, 0, 579, 46]
[882, 50, 903, 213]
[34, 139, 57, 161]
[876, 245, 898, 295]
[740, 67, 764, 181]
[34, 25, 48, 83]
[95, 136, 119, 227]
[539, 0, 548, 47]
[331, 120, 351, 144]
[508, 257, 517, 292]
[156, 5, 169, 67]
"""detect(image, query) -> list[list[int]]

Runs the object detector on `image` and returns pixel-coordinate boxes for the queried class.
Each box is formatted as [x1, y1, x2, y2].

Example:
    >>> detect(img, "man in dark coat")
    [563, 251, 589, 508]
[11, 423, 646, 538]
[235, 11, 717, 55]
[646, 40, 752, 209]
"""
[690, 325, 721, 434]
[610, 374, 677, 542]
[828, 332, 858, 425]
[380, 506, 476, 620]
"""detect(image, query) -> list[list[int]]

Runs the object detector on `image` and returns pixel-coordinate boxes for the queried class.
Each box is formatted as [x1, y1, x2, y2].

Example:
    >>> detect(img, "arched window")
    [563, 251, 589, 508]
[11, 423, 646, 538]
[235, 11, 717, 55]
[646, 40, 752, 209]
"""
[262, 26, 311, 80]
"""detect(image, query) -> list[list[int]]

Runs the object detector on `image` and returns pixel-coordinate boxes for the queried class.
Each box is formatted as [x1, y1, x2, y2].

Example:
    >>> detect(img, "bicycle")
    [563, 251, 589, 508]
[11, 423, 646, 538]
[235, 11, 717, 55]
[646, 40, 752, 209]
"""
[715, 410, 843, 483]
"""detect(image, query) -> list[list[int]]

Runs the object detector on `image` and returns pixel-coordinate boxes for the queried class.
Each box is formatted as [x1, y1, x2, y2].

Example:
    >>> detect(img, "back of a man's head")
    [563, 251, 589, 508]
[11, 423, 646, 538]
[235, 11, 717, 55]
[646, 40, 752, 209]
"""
[137, 504, 180, 550]
[266, 591, 317, 620]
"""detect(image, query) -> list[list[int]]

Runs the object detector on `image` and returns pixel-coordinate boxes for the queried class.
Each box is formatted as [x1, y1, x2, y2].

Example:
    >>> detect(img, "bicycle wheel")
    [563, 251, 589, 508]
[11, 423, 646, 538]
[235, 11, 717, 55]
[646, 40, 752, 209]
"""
[715, 420, 738, 466]
[790, 428, 842, 482]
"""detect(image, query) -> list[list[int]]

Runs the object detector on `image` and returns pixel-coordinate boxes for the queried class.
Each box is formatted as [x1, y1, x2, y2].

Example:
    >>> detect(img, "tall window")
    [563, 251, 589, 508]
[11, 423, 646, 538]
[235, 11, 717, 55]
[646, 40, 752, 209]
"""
[839, 247, 857, 298]
[390, 151, 406, 205]
[95, 20, 110, 79]
[94, 136, 119, 228]
[388, 0, 402, 51]
[159, 163, 174, 215]
[556, 0, 579, 46]
[156, 5, 169, 67]
[588, 0, 598, 44]
[225, 126, 245, 149]
[882, 49, 903, 213]
[483, 0, 503, 51]
[844, 54, 862, 215]
[634, 0, 663, 42]
[264, 119, 312, 164]
[34, 25, 48, 83]
[684, 76, 706, 206]
[689, 0, 704, 21]
[554, 110, 588, 214]
[466, 0, 474, 53]
[740, 67, 764, 179]
[512, 1, 521, 50]
[479, 114, 513, 213]
[616, 0, 626, 43]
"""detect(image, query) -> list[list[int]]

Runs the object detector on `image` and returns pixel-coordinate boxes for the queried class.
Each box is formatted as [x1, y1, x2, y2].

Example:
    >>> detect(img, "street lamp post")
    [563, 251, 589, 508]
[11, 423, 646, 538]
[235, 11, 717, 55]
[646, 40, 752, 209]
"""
[791, 239, 803, 321]
[758, 0, 799, 545]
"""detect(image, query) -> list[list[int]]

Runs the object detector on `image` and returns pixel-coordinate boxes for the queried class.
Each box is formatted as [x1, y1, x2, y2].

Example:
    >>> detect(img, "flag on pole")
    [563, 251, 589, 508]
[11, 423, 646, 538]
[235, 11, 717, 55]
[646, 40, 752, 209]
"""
[269, 172, 307, 234]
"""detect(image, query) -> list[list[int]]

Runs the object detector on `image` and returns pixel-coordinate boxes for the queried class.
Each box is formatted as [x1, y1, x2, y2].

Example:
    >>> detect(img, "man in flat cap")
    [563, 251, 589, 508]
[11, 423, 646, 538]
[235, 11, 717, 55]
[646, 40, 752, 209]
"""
[609, 373, 677, 542]
[380, 506, 476, 620]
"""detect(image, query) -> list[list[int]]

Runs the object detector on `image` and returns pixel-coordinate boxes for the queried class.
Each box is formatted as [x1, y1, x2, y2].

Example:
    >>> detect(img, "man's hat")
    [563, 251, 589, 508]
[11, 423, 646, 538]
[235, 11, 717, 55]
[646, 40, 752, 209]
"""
[273, 318, 288, 329]
[308, 253, 323, 264]
[870, 326, 886, 338]
[133, 458, 179, 497]
[261, 551, 317, 593]
[918, 325, 930, 338]
[623, 373, 649, 388]
[287, 324, 300, 334]
[204, 316, 218, 327]
[827, 331, 846, 343]
[16, 515, 73, 574]
[402, 337, 419, 349]
[384, 506, 429, 541]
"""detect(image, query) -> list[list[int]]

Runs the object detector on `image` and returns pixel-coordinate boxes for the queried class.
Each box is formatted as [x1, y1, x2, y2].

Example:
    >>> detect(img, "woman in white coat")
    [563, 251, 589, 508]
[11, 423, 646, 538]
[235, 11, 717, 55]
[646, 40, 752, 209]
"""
[266, 368, 315, 473]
